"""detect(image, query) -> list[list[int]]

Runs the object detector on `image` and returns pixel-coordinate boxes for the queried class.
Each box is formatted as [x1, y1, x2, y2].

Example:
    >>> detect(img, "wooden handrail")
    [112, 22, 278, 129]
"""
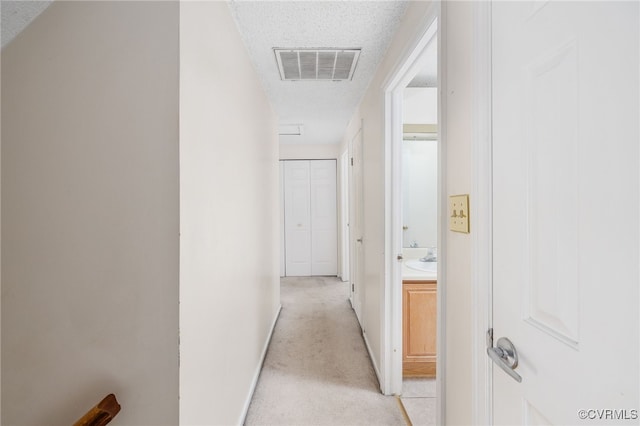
[73, 394, 121, 426]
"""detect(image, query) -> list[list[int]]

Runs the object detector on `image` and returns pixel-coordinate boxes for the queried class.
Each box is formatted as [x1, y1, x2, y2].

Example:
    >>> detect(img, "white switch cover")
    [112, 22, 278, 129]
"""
[449, 194, 470, 233]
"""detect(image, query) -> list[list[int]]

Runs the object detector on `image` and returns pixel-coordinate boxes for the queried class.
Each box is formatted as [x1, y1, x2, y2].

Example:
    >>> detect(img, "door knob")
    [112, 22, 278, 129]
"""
[356, 238, 363, 243]
[487, 336, 522, 383]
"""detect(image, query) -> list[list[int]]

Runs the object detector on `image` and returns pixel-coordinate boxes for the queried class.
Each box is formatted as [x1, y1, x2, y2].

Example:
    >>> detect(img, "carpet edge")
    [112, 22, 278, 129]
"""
[237, 304, 283, 425]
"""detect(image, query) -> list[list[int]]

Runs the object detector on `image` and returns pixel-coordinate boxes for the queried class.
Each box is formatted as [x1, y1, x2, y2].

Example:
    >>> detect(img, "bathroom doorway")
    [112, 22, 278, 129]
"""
[382, 6, 442, 425]
[398, 38, 439, 424]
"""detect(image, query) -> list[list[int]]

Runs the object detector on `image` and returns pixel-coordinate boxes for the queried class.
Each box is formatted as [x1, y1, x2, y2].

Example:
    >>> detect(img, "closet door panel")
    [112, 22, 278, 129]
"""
[310, 160, 337, 275]
[284, 161, 311, 276]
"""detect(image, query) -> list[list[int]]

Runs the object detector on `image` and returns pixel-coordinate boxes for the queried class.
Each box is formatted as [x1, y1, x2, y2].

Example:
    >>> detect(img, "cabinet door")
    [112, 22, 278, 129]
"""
[403, 281, 437, 377]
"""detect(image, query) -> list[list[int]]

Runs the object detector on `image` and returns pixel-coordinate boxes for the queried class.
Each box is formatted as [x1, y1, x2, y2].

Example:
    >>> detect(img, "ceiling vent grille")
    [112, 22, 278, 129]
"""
[274, 48, 361, 81]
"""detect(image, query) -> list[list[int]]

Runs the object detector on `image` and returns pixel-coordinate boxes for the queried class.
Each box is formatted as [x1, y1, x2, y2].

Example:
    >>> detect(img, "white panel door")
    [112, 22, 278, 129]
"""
[310, 160, 337, 276]
[350, 129, 364, 323]
[340, 151, 350, 282]
[492, 2, 638, 425]
[284, 160, 311, 276]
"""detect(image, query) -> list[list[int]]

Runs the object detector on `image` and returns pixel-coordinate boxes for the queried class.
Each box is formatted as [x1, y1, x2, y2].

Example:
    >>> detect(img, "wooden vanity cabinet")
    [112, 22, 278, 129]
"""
[402, 280, 437, 377]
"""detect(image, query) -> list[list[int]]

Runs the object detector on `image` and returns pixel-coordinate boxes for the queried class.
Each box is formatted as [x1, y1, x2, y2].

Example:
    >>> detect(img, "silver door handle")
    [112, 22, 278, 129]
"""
[487, 337, 522, 383]
[357, 238, 363, 243]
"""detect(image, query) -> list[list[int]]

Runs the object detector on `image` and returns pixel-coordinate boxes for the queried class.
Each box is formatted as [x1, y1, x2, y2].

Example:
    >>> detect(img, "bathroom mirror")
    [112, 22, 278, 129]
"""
[402, 136, 438, 248]
[402, 86, 438, 249]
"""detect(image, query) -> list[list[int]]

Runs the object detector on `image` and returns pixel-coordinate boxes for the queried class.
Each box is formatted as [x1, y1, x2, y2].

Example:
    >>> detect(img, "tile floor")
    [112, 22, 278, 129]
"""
[401, 378, 436, 425]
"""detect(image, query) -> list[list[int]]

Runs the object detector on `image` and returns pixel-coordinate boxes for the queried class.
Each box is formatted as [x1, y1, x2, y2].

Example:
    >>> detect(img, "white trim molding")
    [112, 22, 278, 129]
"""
[238, 304, 282, 425]
[435, 2, 447, 423]
[363, 330, 382, 385]
[471, 1, 493, 425]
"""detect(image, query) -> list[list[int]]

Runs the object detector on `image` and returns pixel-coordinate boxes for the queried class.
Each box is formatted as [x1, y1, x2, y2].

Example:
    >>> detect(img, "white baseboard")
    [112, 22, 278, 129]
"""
[362, 331, 382, 390]
[237, 304, 282, 426]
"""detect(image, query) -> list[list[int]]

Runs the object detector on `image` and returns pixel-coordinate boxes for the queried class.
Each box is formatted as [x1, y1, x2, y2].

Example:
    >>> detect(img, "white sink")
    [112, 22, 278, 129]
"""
[406, 259, 437, 273]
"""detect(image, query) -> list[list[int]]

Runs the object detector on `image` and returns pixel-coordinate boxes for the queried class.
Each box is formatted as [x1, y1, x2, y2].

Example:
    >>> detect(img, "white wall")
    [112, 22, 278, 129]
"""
[179, 2, 281, 425]
[341, 1, 475, 423]
[280, 143, 339, 160]
[1, 2, 179, 425]
[403, 87, 438, 124]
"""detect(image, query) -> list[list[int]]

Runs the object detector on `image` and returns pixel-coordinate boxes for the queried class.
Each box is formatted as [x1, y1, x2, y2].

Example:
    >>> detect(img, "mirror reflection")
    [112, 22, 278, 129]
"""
[402, 87, 438, 248]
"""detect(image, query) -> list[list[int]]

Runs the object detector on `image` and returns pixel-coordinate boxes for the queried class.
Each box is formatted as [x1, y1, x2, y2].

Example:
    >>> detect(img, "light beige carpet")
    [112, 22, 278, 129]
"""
[245, 276, 408, 426]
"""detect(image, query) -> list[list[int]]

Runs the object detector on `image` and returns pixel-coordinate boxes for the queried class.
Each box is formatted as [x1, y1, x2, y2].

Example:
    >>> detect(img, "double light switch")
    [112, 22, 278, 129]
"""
[449, 194, 470, 233]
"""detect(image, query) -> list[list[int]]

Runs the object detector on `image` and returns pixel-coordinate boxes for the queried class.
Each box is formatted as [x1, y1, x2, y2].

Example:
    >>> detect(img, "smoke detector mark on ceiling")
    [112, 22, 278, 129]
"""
[274, 49, 361, 81]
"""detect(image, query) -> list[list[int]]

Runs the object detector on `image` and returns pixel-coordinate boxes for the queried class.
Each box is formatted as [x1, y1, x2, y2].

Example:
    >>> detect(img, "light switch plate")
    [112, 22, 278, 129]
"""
[449, 194, 470, 233]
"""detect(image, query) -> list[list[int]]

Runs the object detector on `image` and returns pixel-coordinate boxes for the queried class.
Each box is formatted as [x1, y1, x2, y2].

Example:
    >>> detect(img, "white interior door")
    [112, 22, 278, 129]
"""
[491, 2, 638, 424]
[349, 129, 364, 323]
[340, 151, 351, 282]
[284, 160, 311, 276]
[310, 160, 337, 276]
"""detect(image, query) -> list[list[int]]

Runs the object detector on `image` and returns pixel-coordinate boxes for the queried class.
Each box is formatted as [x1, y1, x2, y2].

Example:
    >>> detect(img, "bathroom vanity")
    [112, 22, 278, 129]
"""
[402, 254, 437, 377]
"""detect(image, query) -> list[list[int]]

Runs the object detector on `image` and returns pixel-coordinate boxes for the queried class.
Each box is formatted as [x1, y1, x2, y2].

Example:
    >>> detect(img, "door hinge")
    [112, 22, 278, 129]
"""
[350, 157, 354, 166]
[486, 327, 494, 348]
[352, 283, 355, 292]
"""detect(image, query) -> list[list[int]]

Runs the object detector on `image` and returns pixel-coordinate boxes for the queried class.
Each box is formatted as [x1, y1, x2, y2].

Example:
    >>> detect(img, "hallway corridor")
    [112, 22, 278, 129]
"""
[245, 277, 407, 425]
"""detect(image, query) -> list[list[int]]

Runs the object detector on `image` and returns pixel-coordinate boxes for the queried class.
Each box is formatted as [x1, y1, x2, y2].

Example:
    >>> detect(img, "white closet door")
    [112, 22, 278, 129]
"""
[310, 160, 337, 276]
[284, 161, 311, 276]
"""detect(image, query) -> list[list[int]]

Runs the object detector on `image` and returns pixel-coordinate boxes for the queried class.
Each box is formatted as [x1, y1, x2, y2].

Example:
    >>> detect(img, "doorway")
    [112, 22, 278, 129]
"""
[383, 4, 442, 425]
[400, 84, 438, 389]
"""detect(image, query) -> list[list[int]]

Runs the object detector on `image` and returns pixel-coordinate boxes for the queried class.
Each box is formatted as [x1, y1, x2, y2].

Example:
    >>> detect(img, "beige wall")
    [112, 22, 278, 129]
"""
[179, 2, 281, 425]
[341, 1, 474, 424]
[279, 143, 339, 160]
[442, 2, 473, 425]
[1, 2, 179, 425]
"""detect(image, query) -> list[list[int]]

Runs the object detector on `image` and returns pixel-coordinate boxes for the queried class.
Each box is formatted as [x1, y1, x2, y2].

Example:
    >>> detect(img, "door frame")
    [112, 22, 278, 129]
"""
[470, 1, 493, 424]
[381, 0, 441, 412]
[279, 161, 286, 277]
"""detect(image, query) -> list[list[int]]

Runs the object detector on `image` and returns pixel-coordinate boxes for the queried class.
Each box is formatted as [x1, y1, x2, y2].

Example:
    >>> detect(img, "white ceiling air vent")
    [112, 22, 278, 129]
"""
[274, 48, 361, 81]
[279, 124, 304, 136]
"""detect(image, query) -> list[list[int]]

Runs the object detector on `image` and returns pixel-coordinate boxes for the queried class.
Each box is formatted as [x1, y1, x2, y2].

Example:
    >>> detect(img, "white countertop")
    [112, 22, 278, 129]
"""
[402, 248, 437, 281]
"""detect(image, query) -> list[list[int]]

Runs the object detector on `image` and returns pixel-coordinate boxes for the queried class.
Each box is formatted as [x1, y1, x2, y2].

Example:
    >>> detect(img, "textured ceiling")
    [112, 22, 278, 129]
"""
[228, 1, 409, 145]
[1, 1, 53, 49]
[2, 1, 412, 146]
